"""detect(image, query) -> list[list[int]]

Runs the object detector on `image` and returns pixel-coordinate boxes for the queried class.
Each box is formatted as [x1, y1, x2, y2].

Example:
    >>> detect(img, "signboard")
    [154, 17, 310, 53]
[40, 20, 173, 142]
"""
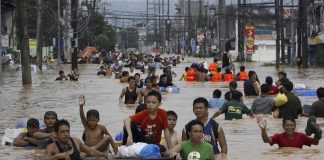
[245, 25, 255, 54]
[29, 39, 37, 49]
[29, 39, 37, 56]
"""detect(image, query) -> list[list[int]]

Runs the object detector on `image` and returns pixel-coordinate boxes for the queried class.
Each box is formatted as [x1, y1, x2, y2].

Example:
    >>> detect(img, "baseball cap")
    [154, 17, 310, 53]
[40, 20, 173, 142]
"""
[27, 118, 40, 128]
[44, 111, 58, 119]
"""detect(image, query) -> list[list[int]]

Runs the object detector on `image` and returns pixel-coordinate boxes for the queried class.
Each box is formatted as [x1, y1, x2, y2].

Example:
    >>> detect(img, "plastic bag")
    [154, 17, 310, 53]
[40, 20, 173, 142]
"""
[275, 93, 288, 107]
[139, 144, 161, 158]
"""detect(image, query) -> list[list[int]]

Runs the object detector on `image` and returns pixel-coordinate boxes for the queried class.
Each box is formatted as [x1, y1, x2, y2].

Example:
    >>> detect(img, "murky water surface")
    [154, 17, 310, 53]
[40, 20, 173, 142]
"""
[1, 57, 324, 159]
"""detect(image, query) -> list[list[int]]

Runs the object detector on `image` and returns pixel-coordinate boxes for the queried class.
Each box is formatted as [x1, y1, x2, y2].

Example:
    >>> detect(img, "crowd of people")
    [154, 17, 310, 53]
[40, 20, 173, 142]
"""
[13, 49, 324, 160]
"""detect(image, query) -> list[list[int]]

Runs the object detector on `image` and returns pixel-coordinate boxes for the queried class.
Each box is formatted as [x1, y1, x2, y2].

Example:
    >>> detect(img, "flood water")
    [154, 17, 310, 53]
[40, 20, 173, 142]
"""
[1, 57, 324, 159]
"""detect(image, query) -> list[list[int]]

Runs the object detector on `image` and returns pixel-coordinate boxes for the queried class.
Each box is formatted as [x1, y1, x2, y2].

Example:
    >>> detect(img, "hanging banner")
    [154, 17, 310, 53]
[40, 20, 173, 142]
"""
[245, 25, 255, 54]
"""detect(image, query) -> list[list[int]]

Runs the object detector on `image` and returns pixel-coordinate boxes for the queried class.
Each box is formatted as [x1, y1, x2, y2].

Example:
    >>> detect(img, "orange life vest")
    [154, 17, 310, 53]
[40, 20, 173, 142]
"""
[208, 63, 218, 72]
[238, 71, 249, 81]
[224, 73, 235, 82]
[212, 72, 223, 82]
[186, 68, 198, 81]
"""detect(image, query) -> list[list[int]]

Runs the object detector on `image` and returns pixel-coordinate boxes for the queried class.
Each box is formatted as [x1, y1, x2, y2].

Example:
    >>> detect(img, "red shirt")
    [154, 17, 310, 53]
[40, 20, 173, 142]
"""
[269, 85, 279, 95]
[270, 132, 312, 148]
[130, 108, 168, 144]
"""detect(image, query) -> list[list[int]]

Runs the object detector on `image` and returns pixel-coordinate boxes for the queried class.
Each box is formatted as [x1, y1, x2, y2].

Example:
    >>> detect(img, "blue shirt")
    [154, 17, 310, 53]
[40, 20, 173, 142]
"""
[209, 98, 226, 109]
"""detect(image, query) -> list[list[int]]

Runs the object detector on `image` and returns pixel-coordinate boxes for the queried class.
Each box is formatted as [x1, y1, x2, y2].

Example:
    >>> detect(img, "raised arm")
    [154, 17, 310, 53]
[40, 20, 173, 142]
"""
[257, 117, 272, 144]
[79, 95, 87, 127]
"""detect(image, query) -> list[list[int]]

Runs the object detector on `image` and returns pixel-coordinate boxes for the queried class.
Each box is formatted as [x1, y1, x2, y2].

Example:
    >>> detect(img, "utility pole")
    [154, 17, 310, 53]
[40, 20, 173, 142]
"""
[188, 0, 191, 42]
[57, 0, 61, 65]
[146, 0, 148, 45]
[71, 0, 78, 70]
[17, 0, 32, 85]
[219, 0, 226, 54]
[275, 0, 280, 68]
[0, 0, 2, 75]
[159, 0, 161, 52]
[36, 0, 44, 70]
[301, 0, 309, 68]
[289, 0, 295, 64]
[64, 0, 72, 64]
[280, 0, 285, 64]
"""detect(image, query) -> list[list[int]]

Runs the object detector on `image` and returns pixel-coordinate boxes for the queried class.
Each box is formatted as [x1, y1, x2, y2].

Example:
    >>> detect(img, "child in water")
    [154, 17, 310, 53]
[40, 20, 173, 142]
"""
[79, 95, 118, 154]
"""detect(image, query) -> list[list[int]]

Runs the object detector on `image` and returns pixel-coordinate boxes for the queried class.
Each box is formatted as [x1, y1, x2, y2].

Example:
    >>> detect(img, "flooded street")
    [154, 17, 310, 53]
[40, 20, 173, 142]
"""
[1, 57, 324, 159]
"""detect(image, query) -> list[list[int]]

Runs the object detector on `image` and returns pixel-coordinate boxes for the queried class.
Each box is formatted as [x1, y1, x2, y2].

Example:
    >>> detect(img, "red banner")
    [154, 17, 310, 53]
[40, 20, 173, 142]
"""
[245, 25, 255, 54]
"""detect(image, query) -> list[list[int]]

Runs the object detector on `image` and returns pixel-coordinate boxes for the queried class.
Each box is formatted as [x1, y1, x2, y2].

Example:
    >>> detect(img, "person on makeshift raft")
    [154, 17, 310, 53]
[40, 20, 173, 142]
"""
[13, 118, 40, 147]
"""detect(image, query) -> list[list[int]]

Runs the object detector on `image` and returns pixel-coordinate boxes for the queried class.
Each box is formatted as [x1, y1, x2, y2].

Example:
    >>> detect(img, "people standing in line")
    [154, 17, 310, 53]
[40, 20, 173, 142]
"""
[251, 84, 275, 115]
[182, 97, 227, 155]
[244, 71, 260, 96]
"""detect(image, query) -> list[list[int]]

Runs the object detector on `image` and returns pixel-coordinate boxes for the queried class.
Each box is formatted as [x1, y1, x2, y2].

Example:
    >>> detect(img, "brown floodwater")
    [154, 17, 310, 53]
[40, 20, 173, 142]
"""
[1, 57, 324, 159]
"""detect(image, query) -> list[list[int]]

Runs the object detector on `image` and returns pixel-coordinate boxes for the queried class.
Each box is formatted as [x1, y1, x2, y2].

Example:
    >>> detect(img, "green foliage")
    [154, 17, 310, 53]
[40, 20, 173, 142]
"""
[79, 4, 116, 51]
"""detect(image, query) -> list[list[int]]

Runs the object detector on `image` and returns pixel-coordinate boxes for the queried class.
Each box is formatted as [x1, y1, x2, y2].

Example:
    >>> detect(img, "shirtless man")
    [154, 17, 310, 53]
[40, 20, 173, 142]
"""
[79, 95, 118, 154]
[141, 77, 157, 103]
[44, 119, 109, 159]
